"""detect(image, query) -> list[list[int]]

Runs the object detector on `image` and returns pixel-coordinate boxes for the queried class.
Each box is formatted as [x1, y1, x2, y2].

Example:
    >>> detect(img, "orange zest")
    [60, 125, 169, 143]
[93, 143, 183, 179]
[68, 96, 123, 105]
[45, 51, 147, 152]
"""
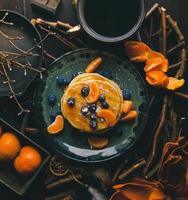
[166, 77, 185, 90]
[85, 57, 102, 73]
[148, 51, 169, 72]
[146, 71, 169, 88]
[97, 109, 116, 127]
[86, 82, 100, 103]
[47, 115, 64, 134]
[125, 41, 185, 91]
[121, 100, 134, 114]
[88, 137, 109, 149]
[121, 110, 138, 121]
[125, 41, 151, 62]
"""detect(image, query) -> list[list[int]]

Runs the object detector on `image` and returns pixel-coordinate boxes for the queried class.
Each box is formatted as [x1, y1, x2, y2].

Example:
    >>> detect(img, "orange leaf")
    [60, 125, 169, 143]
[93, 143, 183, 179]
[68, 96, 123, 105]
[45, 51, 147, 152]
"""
[47, 115, 64, 134]
[146, 71, 169, 87]
[85, 57, 102, 73]
[86, 82, 100, 103]
[125, 41, 151, 62]
[166, 77, 185, 90]
[97, 109, 116, 127]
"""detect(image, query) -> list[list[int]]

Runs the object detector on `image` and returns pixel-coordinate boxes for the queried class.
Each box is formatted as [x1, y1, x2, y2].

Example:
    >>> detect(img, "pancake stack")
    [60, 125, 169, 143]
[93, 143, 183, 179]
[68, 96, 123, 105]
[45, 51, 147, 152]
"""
[61, 73, 123, 133]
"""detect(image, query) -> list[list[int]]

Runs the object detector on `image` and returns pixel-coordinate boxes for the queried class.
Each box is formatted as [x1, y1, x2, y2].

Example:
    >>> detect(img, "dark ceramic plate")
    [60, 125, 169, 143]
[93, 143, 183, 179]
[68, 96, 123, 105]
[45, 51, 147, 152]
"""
[0, 118, 50, 195]
[0, 10, 42, 96]
[34, 49, 148, 163]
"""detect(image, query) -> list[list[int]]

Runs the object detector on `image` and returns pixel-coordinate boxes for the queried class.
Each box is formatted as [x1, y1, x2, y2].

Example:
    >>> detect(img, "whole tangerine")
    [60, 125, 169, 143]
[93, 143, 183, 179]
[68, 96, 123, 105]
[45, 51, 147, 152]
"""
[14, 146, 42, 175]
[0, 132, 21, 161]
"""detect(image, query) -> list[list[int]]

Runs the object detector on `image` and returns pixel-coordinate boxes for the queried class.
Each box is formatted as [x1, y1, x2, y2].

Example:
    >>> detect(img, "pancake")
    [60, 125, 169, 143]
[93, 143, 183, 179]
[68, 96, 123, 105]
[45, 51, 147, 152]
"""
[61, 74, 123, 133]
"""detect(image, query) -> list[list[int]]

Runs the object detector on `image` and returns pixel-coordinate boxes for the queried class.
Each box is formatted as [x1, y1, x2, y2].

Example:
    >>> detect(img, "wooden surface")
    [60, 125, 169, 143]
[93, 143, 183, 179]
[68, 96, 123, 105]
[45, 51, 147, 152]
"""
[0, 0, 188, 199]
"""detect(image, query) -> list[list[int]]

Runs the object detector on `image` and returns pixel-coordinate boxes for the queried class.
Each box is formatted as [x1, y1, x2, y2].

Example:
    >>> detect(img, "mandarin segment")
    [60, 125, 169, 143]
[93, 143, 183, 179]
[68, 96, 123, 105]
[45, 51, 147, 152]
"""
[97, 109, 116, 127]
[88, 137, 109, 149]
[47, 115, 64, 134]
[121, 100, 134, 114]
[121, 110, 138, 121]
[144, 57, 164, 72]
[86, 82, 100, 103]
[85, 57, 102, 73]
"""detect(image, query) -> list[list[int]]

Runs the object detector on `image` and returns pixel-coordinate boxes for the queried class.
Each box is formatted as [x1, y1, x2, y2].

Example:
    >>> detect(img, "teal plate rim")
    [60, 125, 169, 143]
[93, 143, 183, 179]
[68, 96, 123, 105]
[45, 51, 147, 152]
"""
[34, 48, 149, 163]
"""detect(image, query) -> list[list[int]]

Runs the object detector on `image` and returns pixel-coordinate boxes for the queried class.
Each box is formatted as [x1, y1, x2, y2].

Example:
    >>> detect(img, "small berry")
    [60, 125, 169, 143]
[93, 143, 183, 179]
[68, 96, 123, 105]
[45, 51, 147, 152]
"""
[102, 101, 109, 109]
[90, 113, 97, 121]
[64, 78, 71, 85]
[99, 94, 106, 103]
[56, 107, 61, 115]
[50, 112, 57, 122]
[103, 71, 112, 79]
[81, 105, 89, 116]
[56, 76, 65, 86]
[89, 103, 97, 112]
[48, 95, 57, 105]
[123, 90, 132, 100]
[81, 86, 90, 97]
[71, 72, 83, 80]
[90, 120, 97, 129]
[67, 97, 75, 107]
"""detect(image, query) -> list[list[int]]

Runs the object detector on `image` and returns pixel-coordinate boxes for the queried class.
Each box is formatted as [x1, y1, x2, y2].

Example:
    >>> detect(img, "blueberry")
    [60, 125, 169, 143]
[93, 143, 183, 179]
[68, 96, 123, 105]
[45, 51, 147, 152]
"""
[81, 86, 90, 97]
[123, 90, 132, 100]
[81, 105, 89, 116]
[103, 71, 112, 79]
[89, 103, 97, 112]
[50, 112, 57, 122]
[56, 76, 65, 86]
[90, 113, 97, 121]
[64, 78, 71, 85]
[67, 97, 75, 107]
[90, 120, 97, 129]
[98, 71, 104, 76]
[99, 94, 106, 103]
[48, 94, 57, 105]
[56, 107, 61, 115]
[102, 101, 109, 109]
[71, 72, 83, 80]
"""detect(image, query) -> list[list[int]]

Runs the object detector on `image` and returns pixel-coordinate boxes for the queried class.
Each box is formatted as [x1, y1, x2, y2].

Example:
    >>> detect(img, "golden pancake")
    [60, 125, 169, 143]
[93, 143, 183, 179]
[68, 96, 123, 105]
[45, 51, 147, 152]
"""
[61, 74, 123, 133]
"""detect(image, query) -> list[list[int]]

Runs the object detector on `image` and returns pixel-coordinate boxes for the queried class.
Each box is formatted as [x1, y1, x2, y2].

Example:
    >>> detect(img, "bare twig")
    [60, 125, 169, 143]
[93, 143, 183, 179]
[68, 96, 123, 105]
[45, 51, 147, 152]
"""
[146, 3, 159, 19]
[119, 159, 146, 180]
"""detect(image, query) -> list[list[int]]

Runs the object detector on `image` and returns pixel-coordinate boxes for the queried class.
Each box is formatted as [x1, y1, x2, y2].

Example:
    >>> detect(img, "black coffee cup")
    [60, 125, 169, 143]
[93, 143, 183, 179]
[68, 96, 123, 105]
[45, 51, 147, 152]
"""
[77, 0, 145, 43]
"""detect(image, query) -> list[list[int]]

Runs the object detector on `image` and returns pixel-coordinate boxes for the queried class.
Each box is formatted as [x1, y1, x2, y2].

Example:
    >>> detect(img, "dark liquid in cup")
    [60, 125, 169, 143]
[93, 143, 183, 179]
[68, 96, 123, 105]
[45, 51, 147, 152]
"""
[84, 0, 141, 37]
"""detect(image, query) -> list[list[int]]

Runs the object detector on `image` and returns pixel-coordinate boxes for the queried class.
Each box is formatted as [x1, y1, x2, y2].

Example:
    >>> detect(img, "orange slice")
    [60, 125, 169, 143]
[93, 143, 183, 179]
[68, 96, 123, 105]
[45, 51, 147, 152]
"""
[86, 82, 100, 103]
[121, 110, 138, 121]
[97, 109, 116, 127]
[166, 77, 185, 90]
[125, 41, 151, 62]
[148, 51, 169, 72]
[85, 57, 102, 73]
[47, 115, 64, 134]
[121, 101, 134, 114]
[88, 137, 109, 149]
[146, 71, 169, 87]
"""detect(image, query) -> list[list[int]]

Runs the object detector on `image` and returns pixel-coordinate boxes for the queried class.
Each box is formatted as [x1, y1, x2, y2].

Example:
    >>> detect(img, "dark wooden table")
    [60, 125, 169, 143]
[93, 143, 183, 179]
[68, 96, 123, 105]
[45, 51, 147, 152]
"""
[0, 0, 187, 199]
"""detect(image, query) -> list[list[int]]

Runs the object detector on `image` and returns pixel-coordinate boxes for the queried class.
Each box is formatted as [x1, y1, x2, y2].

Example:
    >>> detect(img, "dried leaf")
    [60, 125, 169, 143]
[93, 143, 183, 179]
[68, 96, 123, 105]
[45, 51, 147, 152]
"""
[111, 178, 169, 200]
